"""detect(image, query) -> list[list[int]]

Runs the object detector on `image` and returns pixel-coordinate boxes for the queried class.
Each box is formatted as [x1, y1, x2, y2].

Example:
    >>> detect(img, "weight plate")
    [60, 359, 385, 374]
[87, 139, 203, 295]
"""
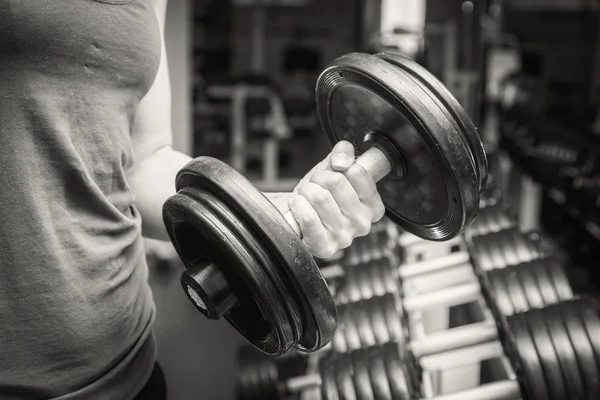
[573, 298, 600, 398]
[166, 190, 293, 355]
[505, 266, 530, 314]
[499, 230, 515, 266]
[341, 303, 362, 352]
[358, 267, 376, 301]
[316, 53, 484, 240]
[366, 347, 394, 400]
[351, 350, 376, 400]
[354, 300, 377, 348]
[524, 308, 568, 400]
[332, 327, 348, 354]
[336, 357, 357, 400]
[170, 157, 337, 352]
[516, 264, 545, 310]
[491, 233, 509, 269]
[543, 303, 586, 399]
[338, 268, 362, 304]
[377, 53, 488, 192]
[368, 259, 389, 298]
[366, 296, 392, 345]
[382, 293, 407, 346]
[544, 258, 573, 301]
[513, 230, 536, 265]
[530, 260, 559, 306]
[321, 357, 340, 400]
[505, 312, 550, 400]
[236, 346, 281, 400]
[473, 234, 494, 271]
[559, 300, 600, 399]
[487, 268, 515, 316]
[382, 342, 412, 400]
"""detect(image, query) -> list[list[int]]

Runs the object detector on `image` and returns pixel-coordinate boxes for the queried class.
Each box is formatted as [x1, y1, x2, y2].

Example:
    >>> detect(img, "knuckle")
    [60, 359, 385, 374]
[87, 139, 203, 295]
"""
[356, 218, 371, 236]
[336, 232, 353, 249]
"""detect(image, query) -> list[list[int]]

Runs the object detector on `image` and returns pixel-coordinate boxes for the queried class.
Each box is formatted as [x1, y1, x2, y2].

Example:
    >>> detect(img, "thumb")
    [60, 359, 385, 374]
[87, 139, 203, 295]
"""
[330, 140, 355, 171]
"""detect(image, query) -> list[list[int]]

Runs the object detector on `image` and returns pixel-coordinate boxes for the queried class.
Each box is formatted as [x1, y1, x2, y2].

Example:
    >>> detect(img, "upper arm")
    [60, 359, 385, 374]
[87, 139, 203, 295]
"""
[130, 0, 172, 164]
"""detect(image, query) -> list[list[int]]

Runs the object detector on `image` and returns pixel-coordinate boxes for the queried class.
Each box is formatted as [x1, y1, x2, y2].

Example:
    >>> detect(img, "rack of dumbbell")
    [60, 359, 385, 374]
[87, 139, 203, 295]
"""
[234, 181, 600, 400]
[499, 105, 600, 276]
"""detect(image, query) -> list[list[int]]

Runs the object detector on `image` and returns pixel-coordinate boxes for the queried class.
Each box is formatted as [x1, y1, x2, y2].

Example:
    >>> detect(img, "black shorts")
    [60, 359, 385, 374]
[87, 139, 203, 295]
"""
[134, 362, 167, 400]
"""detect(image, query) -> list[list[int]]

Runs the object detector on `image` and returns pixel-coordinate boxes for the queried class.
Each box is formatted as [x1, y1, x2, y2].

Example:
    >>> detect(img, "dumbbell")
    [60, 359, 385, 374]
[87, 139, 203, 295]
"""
[468, 228, 551, 271]
[465, 203, 514, 238]
[333, 254, 573, 359]
[240, 296, 600, 400]
[163, 52, 488, 355]
[340, 227, 399, 266]
[328, 228, 538, 305]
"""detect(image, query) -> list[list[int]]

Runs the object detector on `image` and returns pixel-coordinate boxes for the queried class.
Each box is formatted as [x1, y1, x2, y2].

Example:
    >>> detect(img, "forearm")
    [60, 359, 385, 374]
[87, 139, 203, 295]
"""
[128, 146, 192, 241]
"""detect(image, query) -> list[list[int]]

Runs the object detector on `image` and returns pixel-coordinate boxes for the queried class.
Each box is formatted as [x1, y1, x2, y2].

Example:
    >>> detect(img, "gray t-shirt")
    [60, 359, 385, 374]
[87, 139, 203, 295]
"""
[0, 1, 161, 398]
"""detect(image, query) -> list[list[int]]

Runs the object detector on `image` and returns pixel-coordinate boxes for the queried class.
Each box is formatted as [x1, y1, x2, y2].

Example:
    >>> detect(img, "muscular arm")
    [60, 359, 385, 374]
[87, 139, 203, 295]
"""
[127, 0, 384, 252]
[127, 0, 191, 241]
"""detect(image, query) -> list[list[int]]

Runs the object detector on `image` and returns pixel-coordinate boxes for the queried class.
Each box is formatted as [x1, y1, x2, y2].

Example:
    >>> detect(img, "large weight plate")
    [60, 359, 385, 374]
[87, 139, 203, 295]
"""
[517, 264, 545, 310]
[383, 342, 412, 400]
[543, 303, 586, 399]
[530, 260, 559, 306]
[573, 298, 600, 397]
[377, 53, 488, 191]
[351, 350, 375, 400]
[524, 308, 567, 400]
[320, 358, 340, 400]
[165, 190, 293, 355]
[335, 357, 357, 400]
[316, 53, 486, 240]
[559, 300, 600, 399]
[544, 258, 574, 301]
[169, 157, 337, 352]
[366, 347, 394, 400]
[505, 312, 550, 400]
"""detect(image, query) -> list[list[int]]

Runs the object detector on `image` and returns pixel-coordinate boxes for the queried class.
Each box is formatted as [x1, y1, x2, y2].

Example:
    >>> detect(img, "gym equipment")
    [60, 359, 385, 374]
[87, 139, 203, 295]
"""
[238, 297, 599, 400]
[469, 228, 551, 271]
[331, 253, 572, 358]
[466, 203, 514, 237]
[481, 257, 573, 316]
[163, 52, 487, 355]
[328, 228, 542, 305]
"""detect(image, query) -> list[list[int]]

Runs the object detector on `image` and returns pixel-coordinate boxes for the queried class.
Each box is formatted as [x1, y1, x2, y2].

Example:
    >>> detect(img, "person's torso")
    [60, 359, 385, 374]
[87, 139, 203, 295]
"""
[0, 1, 161, 398]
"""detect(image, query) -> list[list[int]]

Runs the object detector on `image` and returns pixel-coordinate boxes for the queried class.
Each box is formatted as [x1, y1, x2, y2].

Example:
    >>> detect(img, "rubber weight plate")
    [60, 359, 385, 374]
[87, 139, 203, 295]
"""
[382, 342, 413, 400]
[164, 158, 336, 354]
[168, 188, 294, 355]
[316, 53, 487, 240]
[524, 307, 567, 400]
[351, 349, 375, 400]
[572, 298, 600, 398]
[236, 345, 281, 400]
[559, 300, 600, 399]
[543, 303, 586, 399]
[505, 312, 550, 400]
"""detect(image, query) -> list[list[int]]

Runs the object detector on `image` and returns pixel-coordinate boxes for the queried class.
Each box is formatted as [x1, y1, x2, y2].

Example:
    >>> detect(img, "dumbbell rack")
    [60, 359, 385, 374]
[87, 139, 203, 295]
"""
[235, 184, 583, 400]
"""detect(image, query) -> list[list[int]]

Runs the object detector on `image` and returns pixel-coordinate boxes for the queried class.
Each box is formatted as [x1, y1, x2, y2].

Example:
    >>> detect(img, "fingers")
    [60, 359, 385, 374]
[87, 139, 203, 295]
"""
[288, 194, 336, 258]
[330, 140, 355, 171]
[344, 163, 386, 222]
[309, 170, 371, 237]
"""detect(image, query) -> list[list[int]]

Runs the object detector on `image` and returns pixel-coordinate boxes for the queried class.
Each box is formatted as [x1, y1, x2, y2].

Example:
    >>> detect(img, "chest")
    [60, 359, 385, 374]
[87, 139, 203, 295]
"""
[0, 0, 161, 96]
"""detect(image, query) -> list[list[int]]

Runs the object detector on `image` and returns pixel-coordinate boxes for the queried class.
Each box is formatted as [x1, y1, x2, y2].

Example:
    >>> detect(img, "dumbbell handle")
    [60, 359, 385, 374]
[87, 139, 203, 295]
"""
[282, 146, 392, 237]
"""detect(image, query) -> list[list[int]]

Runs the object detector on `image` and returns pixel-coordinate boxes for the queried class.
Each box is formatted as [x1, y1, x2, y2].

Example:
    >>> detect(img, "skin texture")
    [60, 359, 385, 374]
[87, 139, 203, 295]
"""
[127, 0, 385, 258]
